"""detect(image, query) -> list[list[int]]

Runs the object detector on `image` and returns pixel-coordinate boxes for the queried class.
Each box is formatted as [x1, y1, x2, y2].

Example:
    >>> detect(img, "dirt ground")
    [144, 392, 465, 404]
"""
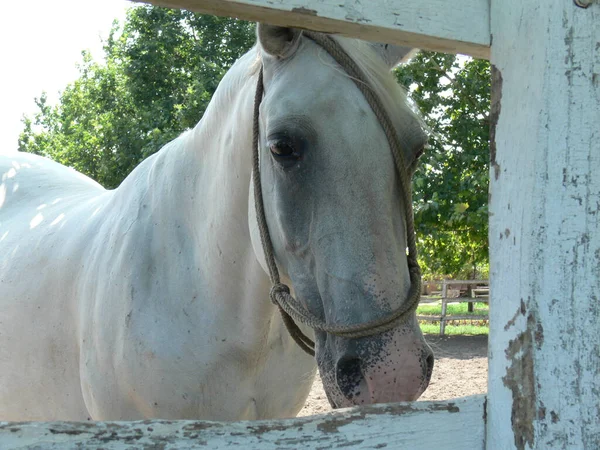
[298, 335, 488, 416]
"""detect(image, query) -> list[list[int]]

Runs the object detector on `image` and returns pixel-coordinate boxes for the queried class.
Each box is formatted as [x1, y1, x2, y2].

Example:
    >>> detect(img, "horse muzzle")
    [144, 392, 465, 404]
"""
[319, 326, 434, 408]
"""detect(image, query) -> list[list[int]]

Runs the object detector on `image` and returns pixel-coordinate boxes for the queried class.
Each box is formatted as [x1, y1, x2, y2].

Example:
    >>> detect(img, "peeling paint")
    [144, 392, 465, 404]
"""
[537, 402, 546, 420]
[534, 321, 544, 350]
[502, 304, 543, 450]
[315, 402, 460, 434]
[248, 423, 290, 434]
[0, 397, 484, 448]
[483, 397, 487, 425]
[504, 298, 526, 331]
[291, 7, 317, 16]
[490, 66, 503, 181]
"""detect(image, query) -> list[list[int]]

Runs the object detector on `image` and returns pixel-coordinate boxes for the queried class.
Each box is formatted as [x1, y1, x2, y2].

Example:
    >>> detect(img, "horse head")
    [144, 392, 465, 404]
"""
[249, 24, 433, 408]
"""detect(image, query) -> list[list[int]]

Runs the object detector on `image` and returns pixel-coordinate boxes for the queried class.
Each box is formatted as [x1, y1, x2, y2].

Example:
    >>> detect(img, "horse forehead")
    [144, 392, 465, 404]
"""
[268, 47, 365, 112]
[263, 43, 394, 163]
[265, 80, 383, 155]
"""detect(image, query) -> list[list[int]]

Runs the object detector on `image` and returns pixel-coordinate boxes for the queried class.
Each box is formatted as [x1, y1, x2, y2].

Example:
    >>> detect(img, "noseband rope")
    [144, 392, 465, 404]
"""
[252, 31, 422, 357]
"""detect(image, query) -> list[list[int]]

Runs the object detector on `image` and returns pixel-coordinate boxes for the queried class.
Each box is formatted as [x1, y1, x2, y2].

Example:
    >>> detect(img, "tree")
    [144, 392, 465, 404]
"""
[20, 10, 490, 277]
[19, 6, 255, 188]
[396, 53, 490, 279]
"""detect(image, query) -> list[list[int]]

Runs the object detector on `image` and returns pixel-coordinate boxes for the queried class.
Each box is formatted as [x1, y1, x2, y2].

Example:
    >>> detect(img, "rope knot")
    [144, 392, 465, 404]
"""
[269, 283, 290, 305]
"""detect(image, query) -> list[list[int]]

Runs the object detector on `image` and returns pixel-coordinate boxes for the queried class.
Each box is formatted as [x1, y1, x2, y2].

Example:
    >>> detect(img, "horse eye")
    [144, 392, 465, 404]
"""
[269, 141, 299, 159]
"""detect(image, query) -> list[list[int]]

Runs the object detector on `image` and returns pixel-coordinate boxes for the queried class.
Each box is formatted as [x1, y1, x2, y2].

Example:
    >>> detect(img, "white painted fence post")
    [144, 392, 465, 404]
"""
[440, 279, 448, 335]
[488, 1, 600, 448]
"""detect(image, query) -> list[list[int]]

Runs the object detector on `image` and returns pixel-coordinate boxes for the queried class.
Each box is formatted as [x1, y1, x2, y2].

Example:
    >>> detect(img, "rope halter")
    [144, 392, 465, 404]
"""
[252, 31, 422, 357]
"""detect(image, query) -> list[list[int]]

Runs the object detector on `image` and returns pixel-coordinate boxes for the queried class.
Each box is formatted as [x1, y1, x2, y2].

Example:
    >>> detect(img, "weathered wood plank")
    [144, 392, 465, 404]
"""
[417, 315, 442, 321]
[441, 314, 489, 321]
[445, 298, 489, 304]
[488, 1, 600, 448]
[417, 314, 488, 321]
[0, 396, 486, 449]
[439, 280, 489, 285]
[132, 0, 491, 59]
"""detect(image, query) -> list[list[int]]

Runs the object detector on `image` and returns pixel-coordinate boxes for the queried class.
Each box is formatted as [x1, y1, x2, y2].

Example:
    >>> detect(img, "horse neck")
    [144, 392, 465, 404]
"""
[187, 50, 259, 256]
[118, 49, 272, 313]
[126, 51, 256, 235]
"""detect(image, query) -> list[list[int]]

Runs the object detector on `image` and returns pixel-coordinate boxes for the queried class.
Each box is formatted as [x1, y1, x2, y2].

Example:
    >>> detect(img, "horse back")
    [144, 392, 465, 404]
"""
[0, 152, 107, 420]
[0, 152, 108, 286]
[1, 152, 104, 211]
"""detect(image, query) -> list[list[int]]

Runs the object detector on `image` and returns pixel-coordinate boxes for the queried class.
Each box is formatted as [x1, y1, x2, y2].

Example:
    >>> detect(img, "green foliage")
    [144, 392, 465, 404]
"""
[396, 53, 490, 279]
[19, 6, 255, 188]
[19, 10, 490, 277]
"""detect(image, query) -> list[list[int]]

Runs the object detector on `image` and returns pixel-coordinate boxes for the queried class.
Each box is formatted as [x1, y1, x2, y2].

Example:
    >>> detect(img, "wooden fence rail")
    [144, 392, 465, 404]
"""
[0, 396, 486, 449]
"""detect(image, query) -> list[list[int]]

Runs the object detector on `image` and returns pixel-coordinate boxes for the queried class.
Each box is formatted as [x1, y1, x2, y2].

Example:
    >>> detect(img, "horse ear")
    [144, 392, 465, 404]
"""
[403, 123, 429, 177]
[257, 23, 303, 59]
[371, 43, 417, 69]
[408, 141, 427, 176]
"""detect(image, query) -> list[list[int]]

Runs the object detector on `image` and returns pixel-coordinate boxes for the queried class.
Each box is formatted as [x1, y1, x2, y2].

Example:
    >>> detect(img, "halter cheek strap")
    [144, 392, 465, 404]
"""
[252, 32, 422, 357]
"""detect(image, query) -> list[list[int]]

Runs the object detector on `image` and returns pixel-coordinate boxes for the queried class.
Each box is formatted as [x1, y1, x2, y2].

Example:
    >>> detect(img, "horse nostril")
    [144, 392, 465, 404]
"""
[425, 353, 434, 383]
[336, 356, 364, 399]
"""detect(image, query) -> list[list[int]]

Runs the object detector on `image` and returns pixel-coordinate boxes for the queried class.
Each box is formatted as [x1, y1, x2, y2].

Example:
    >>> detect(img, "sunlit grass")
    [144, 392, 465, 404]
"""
[420, 322, 489, 335]
[417, 301, 489, 335]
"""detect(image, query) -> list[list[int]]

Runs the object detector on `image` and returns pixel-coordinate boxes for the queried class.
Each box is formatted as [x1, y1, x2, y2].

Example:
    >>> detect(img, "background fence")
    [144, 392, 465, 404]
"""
[418, 280, 489, 335]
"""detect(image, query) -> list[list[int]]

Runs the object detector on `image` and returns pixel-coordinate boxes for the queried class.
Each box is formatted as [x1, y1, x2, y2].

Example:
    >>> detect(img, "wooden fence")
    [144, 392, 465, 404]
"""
[418, 280, 489, 335]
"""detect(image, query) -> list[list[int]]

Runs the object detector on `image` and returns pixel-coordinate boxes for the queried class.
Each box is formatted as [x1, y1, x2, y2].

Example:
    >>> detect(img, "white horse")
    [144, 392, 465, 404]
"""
[0, 25, 432, 421]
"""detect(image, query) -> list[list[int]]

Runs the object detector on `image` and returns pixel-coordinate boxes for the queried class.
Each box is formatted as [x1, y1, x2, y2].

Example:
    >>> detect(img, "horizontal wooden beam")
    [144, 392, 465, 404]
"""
[0, 396, 486, 449]
[132, 0, 491, 59]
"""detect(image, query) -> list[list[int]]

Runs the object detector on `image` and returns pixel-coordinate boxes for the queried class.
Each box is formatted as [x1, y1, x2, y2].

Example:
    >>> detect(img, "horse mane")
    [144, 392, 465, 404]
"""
[332, 37, 428, 158]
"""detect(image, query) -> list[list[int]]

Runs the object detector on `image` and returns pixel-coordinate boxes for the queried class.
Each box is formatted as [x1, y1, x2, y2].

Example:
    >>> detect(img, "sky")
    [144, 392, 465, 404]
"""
[0, 0, 130, 154]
